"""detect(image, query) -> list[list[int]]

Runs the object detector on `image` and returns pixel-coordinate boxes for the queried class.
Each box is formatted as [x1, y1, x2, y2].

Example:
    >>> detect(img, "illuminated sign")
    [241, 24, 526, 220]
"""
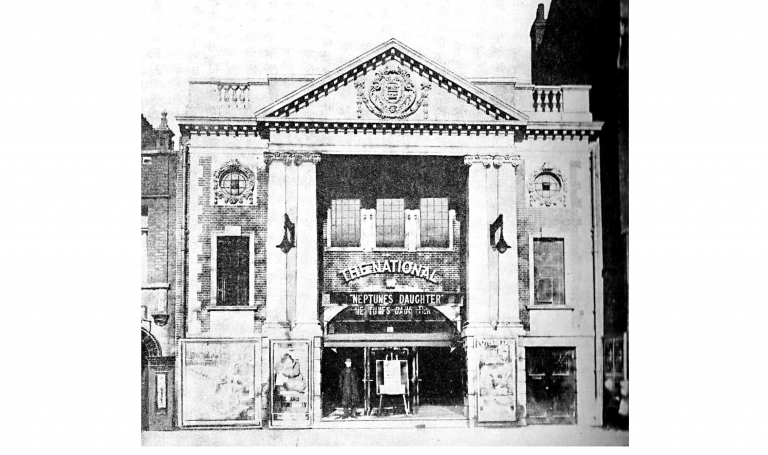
[339, 260, 440, 283]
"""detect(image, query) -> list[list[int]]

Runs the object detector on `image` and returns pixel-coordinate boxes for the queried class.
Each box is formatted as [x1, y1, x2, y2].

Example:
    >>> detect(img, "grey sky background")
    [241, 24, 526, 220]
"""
[142, 0, 551, 141]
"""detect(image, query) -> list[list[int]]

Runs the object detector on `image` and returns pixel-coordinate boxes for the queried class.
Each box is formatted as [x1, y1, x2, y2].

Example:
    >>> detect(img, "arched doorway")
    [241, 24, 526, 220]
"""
[141, 329, 161, 430]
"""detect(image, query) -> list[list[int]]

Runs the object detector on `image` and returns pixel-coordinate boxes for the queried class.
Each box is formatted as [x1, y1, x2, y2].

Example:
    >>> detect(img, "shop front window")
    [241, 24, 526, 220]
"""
[331, 199, 361, 247]
[376, 198, 405, 247]
[420, 198, 449, 247]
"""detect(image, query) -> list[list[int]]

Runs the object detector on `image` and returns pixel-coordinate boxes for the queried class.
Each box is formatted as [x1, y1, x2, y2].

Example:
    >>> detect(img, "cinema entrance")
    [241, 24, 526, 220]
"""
[320, 304, 466, 423]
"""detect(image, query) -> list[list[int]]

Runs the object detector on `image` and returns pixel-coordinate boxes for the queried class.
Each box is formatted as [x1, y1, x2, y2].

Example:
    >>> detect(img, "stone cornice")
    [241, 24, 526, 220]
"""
[175, 116, 603, 140]
[263, 118, 525, 139]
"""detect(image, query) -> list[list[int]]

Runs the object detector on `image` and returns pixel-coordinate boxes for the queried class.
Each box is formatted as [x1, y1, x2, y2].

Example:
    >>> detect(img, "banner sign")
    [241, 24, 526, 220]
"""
[477, 339, 517, 423]
[271, 340, 311, 427]
[329, 292, 461, 306]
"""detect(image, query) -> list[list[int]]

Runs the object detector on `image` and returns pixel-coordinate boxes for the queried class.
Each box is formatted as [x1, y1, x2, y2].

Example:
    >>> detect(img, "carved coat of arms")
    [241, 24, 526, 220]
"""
[355, 63, 430, 119]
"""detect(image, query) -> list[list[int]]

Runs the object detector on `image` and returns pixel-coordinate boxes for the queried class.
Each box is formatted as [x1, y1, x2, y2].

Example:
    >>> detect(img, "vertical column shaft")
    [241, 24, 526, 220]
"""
[498, 157, 521, 325]
[465, 156, 491, 329]
[296, 154, 321, 329]
[486, 160, 500, 326]
[265, 153, 287, 324]
[285, 155, 298, 323]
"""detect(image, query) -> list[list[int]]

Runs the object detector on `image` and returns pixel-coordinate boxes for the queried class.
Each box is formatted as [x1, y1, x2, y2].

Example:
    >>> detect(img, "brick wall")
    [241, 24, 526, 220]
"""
[516, 157, 592, 331]
[141, 151, 177, 354]
[322, 215, 462, 293]
[193, 155, 268, 332]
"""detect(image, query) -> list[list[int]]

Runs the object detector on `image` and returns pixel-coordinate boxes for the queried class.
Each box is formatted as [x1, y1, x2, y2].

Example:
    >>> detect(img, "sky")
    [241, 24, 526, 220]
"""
[142, 0, 551, 140]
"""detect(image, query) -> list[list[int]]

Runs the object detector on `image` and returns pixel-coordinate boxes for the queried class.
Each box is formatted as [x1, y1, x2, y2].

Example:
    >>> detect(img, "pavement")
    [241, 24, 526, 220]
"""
[142, 425, 628, 446]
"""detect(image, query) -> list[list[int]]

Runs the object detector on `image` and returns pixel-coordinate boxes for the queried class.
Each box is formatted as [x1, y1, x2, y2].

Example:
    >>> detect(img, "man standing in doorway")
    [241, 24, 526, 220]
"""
[339, 358, 360, 419]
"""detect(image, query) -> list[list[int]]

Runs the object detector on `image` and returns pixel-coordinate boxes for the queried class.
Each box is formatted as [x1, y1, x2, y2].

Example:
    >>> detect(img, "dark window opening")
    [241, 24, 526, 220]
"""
[420, 198, 449, 248]
[331, 199, 361, 247]
[534, 238, 565, 305]
[217, 236, 249, 306]
[376, 199, 405, 247]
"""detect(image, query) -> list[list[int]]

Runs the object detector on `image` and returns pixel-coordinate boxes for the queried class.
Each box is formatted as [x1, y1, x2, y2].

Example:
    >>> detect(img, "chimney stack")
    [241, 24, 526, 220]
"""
[530, 3, 547, 84]
[156, 110, 175, 151]
[530, 3, 547, 56]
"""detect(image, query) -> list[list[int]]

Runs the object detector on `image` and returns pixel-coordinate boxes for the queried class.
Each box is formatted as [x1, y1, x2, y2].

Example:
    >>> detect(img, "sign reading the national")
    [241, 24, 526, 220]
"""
[339, 260, 441, 283]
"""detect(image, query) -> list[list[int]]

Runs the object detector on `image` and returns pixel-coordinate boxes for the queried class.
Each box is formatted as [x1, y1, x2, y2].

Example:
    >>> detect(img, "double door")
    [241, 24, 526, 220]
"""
[525, 347, 577, 424]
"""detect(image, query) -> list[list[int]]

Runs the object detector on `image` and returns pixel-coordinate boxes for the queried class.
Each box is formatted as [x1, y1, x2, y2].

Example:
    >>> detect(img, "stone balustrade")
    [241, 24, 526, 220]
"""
[184, 78, 592, 122]
[218, 83, 250, 109]
[513, 84, 592, 121]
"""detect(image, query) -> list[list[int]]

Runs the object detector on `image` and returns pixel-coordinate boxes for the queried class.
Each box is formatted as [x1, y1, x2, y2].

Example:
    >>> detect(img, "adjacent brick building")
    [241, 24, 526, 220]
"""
[530, 0, 629, 426]
[141, 112, 177, 430]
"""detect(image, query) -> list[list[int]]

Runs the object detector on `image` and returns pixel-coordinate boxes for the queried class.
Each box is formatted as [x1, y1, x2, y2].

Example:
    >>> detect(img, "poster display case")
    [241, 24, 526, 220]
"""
[180, 338, 261, 427]
[477, 339, 517, 423]
[271, 340, 311, 428]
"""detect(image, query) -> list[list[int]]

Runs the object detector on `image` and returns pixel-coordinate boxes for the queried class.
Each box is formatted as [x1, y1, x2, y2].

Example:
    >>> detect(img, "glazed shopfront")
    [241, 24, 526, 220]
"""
[316, 154, 471, 424]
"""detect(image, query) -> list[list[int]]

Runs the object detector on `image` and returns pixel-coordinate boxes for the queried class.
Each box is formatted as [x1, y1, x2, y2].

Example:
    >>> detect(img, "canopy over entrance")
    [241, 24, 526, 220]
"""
[325, 305, 460, 347]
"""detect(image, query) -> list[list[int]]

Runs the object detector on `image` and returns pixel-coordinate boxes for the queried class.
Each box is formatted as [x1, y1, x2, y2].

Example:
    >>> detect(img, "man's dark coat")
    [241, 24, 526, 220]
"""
[339, 367, 360, 406]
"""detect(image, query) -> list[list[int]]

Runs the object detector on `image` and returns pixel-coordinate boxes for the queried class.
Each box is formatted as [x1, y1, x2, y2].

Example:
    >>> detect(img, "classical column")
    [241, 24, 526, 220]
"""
[487, 157, 500, 327]
[264, 152, 288, 335]
[497, 156, 523, 329]
[285, 154, 298, 324]
[464, 156, 491, 333]
[294, 153, 322, 336]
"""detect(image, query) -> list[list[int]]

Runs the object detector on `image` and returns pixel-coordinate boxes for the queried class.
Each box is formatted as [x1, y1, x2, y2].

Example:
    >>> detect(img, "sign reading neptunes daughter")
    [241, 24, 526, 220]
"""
[271, 340, 311, 427]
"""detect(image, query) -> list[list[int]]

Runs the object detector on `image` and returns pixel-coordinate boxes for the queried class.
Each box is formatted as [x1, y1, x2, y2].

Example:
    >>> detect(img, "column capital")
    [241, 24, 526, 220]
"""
[464, 154, 521, 167]
[497, 155, 522, 167]
[464, 155, 492, 167]
[294, 153, 322, 165]
[263, 152, 282, 166]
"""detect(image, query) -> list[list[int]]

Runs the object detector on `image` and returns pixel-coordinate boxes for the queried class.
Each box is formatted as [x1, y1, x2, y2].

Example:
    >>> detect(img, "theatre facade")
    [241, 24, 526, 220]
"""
[171, 39, 604, 429]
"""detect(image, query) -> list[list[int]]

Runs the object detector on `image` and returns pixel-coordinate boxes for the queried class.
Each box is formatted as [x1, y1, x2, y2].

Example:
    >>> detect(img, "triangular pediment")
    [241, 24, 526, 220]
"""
[255, 39, 528, 123]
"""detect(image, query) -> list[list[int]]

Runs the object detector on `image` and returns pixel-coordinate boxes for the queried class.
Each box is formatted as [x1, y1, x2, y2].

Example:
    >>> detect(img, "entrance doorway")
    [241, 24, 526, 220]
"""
[525, 347, 577, 424]
[141, 330, 160, 431]
[320, 346, 465, 420]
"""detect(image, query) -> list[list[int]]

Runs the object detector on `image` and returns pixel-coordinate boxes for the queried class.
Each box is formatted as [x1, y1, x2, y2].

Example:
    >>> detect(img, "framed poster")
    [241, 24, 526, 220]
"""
[375, 360, 408, 395]
[477, 339, 517, 422]
[271, 340, 311, 427]
[180, 339, 261, 427]
[156, 372, 167, 410]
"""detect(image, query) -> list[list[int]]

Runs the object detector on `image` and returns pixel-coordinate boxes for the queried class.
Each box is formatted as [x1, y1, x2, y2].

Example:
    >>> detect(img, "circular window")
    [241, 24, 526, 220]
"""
[533, 172, 562, 199]
[219, 171, 247, 197]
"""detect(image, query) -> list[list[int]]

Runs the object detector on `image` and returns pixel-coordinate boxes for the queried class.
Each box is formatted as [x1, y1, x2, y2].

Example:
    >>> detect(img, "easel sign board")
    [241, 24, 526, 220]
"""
[375, 360, 408, 395]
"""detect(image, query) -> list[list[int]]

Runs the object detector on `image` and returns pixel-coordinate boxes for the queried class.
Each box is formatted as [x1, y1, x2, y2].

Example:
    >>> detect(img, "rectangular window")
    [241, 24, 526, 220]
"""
[376, 199, 405, 247]
[141, 205, 148, 284]
[420, 198, 449, 248]
[330, 199, 361, 247]
[216, 236, 249, 306]
[533, 238, 565, 305]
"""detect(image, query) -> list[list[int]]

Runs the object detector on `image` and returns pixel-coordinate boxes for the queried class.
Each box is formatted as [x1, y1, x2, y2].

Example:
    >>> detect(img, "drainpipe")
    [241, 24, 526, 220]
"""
[590, 143, 605, 425]
[175, 140, 189, 429]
